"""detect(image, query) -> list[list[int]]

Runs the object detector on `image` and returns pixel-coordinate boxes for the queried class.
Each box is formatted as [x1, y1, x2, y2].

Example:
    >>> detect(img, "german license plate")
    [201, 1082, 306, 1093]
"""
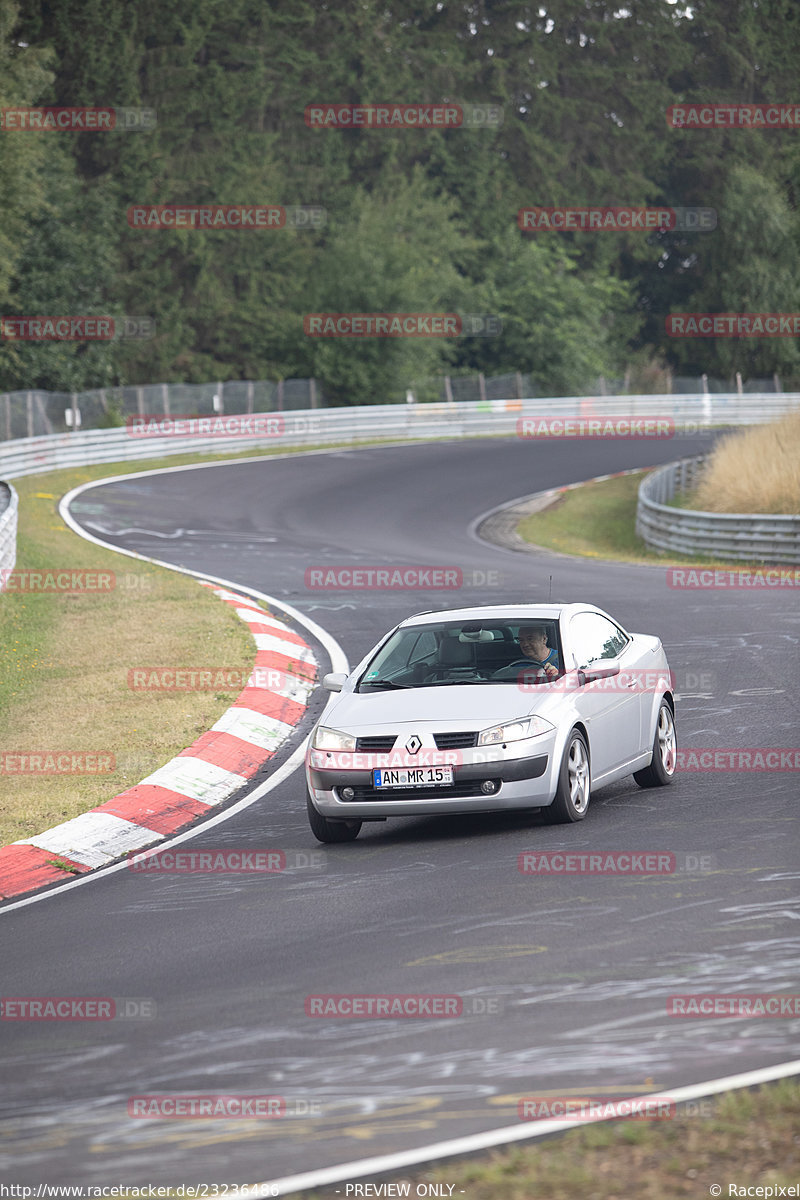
[373, 767, 454, 788]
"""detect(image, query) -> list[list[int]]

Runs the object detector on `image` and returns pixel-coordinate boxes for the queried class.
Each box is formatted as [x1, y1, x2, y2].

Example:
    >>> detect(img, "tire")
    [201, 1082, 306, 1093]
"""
[541, 729, 591, 824]
[306, 793, 362, 843]
[634, 699, 677, 788]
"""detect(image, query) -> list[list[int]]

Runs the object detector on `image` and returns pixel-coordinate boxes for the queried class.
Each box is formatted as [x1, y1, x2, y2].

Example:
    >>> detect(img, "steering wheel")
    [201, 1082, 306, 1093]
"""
[423, 666, 477, 683]
[490, 661, 546, 682]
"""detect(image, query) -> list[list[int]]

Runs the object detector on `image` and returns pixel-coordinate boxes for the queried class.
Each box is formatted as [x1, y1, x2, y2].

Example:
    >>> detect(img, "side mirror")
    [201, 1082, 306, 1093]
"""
[322, 672, 347, 692]
[577, 663, 620, 686]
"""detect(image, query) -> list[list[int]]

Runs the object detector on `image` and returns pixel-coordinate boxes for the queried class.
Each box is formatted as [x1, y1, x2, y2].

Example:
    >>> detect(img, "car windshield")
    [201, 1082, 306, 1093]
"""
[357, 619, 563, 691]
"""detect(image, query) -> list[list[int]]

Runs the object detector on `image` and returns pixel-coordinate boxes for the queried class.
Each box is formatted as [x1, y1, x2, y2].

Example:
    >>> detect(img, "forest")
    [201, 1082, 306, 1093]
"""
[2, 0, 799, 404]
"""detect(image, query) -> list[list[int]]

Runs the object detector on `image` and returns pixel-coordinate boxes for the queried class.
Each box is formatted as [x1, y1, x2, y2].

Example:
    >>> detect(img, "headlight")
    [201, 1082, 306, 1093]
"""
[312, 726, 357, 752]
[478, 716, 554, 746]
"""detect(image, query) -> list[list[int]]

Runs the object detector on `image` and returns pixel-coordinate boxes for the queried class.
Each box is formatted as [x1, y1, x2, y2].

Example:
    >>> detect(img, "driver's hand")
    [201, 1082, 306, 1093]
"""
[544, 663, 558, 679]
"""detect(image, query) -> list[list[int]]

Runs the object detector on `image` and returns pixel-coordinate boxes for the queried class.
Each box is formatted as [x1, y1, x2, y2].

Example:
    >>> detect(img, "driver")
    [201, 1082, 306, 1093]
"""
[510, 624, 560, 681]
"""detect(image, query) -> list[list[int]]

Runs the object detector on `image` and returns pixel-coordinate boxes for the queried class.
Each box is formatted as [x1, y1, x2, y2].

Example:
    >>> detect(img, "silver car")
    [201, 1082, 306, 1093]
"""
[305, 603, 677, 843]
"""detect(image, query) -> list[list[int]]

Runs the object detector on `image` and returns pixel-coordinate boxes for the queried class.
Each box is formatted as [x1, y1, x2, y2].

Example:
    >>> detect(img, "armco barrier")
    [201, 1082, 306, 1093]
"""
[0, 481, 18, 591]
[636, 456, 800, 564]
[1, 393, 798, 576]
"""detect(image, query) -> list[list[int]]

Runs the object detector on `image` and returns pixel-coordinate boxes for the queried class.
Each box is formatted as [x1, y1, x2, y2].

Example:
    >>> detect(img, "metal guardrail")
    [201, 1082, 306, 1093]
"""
[0, 392, 798, 482]
[1, 392, 798, 577]
[0, 482, 19, 590]
[636, 457, 800, 564]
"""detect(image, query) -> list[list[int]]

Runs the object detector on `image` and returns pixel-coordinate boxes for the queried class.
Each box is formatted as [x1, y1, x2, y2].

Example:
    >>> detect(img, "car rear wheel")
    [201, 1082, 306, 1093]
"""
[541, 729, 590, 823]
[634, 700, 676, 788]
[306, 793, 362, 843]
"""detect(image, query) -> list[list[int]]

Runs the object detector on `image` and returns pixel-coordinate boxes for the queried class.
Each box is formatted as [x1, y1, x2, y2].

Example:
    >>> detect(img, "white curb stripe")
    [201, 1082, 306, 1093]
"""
[140, 757, 248, 806]
[18, 813, 162, 869]
[233, 605, 293, 632]
[241, 675, 316, 704]
[211, 706, 295, 751]
[253, 632, 317, 661]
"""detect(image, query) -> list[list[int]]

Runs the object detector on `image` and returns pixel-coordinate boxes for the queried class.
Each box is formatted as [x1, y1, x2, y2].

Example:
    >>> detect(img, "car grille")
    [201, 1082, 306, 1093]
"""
[433, 731, 479, 749]
[355, 735, 397, 751]
[337, 780, 499, 802]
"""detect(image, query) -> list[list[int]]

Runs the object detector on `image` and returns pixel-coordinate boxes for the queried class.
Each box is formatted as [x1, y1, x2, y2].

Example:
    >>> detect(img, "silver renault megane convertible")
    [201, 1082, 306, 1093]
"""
[305, 603, 677, 842]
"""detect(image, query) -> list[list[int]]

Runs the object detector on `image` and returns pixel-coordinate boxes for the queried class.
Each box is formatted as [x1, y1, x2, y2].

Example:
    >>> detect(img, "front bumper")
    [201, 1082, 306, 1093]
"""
[306, 736, 558, 818]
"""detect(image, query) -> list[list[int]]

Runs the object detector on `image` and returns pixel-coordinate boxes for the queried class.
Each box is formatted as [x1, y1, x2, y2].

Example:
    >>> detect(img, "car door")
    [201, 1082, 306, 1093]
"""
[568, 611, 642, 778]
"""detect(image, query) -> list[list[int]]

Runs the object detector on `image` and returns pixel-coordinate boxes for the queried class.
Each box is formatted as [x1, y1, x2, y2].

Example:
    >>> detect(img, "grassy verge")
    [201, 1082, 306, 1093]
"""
[515, 473, 784, 568]
[308, 1078, 800, 1199]
[0, 449, 305, 847]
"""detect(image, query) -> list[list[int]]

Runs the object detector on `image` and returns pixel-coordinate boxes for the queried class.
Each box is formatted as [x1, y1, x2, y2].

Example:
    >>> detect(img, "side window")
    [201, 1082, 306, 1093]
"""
[571, 613, 629, 665]
[408, 630, 437, 665]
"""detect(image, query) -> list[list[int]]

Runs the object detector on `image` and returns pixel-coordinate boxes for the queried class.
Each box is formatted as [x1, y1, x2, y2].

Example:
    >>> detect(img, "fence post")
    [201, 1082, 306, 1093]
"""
[3, 395, 10, 442]
[71, 392, 80, 431]
[735, 371, 743, 396]
[774, 372, 782, 393]
[478, 372, 487, 404]
[162, 382, 170, 415]
[26, 392, 33, 438]
[310, 378, 318, 408]
[444, 375, 453, 404]
[136, 386, 144, 416]
[515, 371, 523, 400]
[276, 380, 284, 411]
[246, 380, 254, 414]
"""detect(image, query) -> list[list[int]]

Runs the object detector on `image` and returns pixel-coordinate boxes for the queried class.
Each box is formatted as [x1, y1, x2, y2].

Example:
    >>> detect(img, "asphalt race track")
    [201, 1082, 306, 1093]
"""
[2, 433, 799, 1187]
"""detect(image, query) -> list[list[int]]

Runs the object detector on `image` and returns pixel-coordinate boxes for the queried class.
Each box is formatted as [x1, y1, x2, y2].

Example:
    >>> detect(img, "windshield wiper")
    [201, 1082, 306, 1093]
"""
[417, 679, 488, 687]
[358, 679, 412, 690]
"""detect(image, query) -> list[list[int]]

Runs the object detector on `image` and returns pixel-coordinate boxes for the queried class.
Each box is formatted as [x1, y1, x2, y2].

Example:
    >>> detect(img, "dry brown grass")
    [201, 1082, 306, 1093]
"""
[691, 411, 800, 514]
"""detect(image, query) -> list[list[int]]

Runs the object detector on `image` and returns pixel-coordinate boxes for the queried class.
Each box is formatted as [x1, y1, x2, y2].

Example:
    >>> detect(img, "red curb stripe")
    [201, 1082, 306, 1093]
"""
[253, 649, 317, 680]
[245, 621, 310, 647]
[95, 785, 210, 834]
[177, 730, 273, 778]
[233, 688, 307, 725]
[0, 843, 88, 899]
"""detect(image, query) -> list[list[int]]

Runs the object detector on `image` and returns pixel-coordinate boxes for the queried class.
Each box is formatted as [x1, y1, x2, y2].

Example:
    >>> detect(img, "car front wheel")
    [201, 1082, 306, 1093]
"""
[541, 729, 590, 823]
[306, 793, 362, 843]
[634, 700, 677, 788]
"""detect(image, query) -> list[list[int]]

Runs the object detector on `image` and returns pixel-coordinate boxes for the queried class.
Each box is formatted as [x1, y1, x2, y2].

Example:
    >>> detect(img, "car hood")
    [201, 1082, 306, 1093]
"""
[323, 684, 554, 731]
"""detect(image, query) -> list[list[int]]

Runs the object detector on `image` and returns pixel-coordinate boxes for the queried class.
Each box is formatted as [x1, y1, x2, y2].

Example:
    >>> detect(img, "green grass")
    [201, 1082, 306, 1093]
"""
[306, 1078, 800, 1200]
[515, 472, 778, 568]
